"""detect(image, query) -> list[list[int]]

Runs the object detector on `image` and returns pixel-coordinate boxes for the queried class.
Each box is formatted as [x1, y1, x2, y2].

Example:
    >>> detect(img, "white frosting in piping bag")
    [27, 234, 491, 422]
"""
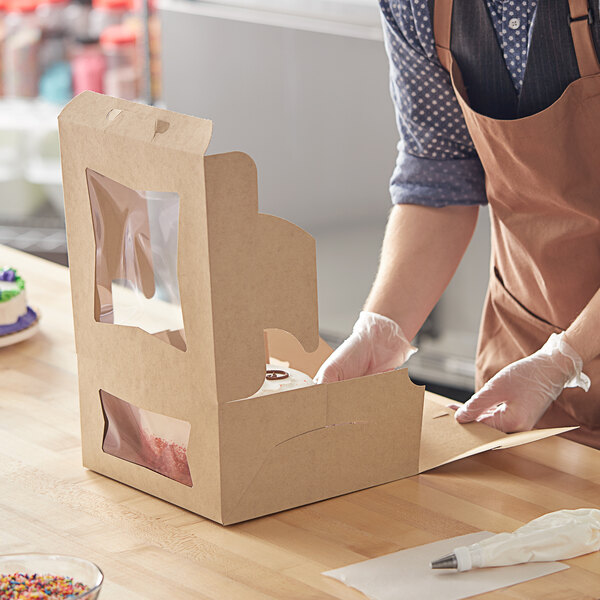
[452, 509, 600, 571]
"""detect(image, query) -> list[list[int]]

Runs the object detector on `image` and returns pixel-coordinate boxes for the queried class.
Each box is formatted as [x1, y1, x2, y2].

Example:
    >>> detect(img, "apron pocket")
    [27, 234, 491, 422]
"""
[481, 266, 560, 369]
[475, 267, 558, 386]
[483, 268, 600, 431]
[490, 267, 561, 338]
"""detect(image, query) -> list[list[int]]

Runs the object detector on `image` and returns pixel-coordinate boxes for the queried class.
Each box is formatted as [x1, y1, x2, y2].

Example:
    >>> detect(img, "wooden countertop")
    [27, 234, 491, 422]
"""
[1, 244, 599, 600]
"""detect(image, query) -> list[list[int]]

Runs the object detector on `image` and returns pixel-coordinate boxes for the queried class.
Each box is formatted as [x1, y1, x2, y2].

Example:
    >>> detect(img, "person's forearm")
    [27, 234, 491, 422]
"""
[564, 286, 600, 364]
[364, 203, 479, 340]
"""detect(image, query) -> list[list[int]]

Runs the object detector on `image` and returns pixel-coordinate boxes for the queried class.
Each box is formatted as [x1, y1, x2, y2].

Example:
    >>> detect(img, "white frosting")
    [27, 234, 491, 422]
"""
[0, 282, 27, 325]
[250, 364, 315, 398]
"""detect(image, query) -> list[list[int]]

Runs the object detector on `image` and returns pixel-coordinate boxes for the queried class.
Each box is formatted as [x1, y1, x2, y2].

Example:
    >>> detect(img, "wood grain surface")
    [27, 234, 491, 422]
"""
[1, 245, 599, 600]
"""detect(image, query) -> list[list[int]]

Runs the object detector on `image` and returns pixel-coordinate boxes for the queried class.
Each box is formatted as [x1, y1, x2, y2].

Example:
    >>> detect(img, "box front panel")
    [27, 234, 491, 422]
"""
[59, 93, 223, 520]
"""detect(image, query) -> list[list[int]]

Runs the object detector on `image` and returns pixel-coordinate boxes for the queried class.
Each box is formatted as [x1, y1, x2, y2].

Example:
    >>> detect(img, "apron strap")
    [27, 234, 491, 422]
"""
[433, 0, 454, 72]
[568, 0, 600, 77]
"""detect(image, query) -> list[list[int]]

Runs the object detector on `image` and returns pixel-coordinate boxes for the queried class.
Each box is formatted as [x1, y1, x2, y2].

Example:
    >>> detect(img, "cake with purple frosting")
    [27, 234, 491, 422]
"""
[0, 267, 38, 337]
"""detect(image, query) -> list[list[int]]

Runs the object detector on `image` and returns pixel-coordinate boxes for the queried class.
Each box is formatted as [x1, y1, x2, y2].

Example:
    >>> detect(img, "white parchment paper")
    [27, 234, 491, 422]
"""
[323, 532, 569, 600]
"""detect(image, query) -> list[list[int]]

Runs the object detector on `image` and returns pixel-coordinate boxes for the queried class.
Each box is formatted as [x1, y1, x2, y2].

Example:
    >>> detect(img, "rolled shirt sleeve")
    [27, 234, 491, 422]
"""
[380, 0, 487, 207]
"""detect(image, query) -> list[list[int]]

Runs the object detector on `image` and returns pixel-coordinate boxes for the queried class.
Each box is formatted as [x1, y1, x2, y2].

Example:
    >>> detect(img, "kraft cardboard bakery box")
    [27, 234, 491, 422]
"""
[58, 92, 573, 525]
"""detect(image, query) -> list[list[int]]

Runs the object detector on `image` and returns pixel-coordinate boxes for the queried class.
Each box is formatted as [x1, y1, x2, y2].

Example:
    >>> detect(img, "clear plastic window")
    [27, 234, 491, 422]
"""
[100, 390, 193, 487]
[87, 169, 186, 351]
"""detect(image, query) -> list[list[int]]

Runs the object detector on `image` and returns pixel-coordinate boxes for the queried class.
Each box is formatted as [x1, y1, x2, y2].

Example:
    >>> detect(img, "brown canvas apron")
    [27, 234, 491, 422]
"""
[434, 0, 600, 448]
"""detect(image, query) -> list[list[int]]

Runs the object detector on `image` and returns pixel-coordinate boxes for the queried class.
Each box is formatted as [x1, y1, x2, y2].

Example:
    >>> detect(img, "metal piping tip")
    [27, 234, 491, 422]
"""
[430, 553, 458, 569]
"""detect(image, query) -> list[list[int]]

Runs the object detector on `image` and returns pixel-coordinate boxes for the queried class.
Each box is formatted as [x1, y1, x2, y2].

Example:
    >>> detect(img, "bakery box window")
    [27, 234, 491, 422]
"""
[87, 169, 186, 351]
[101, 389, 193, 487]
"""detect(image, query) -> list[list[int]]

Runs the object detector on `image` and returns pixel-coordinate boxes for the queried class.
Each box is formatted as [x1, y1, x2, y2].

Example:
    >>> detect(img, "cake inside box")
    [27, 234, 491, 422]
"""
[250, 364, 314, 398]
[0, 267, 37, 336]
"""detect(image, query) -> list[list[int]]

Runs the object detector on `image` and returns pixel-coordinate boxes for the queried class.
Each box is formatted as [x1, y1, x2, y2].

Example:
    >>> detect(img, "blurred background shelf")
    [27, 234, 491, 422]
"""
[0, 0, 158, 259]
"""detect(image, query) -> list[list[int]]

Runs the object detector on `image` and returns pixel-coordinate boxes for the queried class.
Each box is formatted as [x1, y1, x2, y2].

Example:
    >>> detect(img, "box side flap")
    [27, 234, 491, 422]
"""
[443, 427, 578, 466]
[418, 393, 577, 472]
[204, 153, 321, 403]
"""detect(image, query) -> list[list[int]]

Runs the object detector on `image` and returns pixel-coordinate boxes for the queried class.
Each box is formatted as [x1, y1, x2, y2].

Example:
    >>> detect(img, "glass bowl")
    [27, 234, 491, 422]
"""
[0, 554, 103, 598]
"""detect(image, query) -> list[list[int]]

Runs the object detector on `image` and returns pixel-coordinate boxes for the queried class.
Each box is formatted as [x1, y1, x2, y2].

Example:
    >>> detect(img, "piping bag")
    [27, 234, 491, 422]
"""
[431, 509, 600, 572]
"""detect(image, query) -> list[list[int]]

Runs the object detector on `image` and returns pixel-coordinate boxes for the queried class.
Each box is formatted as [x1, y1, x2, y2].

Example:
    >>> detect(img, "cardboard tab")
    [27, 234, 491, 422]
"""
[419, 394, 577, 473]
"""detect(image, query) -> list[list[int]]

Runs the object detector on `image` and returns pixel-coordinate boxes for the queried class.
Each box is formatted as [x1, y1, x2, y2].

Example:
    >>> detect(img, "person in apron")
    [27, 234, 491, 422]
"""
[315, 0, 600, 449]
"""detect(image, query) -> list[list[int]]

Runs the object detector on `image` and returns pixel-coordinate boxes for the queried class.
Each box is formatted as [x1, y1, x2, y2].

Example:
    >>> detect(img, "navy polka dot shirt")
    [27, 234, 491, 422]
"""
[381, 0, 537, 207]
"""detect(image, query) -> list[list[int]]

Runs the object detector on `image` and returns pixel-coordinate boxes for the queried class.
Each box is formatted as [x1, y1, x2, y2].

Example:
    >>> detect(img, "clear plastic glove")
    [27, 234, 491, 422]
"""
[314, 311, 417, 384]
[455, 332, 590, 432]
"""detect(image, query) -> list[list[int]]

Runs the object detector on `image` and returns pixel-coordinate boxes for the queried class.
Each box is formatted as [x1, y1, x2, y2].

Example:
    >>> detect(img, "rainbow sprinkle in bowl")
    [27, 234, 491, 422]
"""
[0, 554, 103, 599]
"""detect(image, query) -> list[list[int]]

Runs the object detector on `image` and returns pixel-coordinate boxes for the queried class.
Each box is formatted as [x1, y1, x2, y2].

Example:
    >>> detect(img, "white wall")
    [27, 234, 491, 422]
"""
[160, 0, 394, 231]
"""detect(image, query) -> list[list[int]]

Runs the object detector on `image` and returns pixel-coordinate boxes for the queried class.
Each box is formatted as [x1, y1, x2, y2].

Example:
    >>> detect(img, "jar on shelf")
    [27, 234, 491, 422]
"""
[90, 0, 129, 38]
[37, 0, 72, 104]
[71, 35, 105, 95]
[0, 0, 8, 97]
[37, 0, 69, 64]
[65, 0, 93, 41]
[37, 0, 68, 36]
[126, 0, 161, 102]
[3, 0, 41, 98]
[100, 24, 137, 100]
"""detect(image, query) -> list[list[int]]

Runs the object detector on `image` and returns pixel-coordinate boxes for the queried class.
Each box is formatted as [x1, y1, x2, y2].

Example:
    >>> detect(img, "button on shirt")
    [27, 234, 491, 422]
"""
[381, 0, 538, 207]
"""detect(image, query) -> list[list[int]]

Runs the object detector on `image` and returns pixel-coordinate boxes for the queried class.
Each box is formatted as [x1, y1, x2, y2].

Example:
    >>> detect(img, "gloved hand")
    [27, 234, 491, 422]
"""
[314, 311, 417, 384]
[455, 332, 590, 432]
